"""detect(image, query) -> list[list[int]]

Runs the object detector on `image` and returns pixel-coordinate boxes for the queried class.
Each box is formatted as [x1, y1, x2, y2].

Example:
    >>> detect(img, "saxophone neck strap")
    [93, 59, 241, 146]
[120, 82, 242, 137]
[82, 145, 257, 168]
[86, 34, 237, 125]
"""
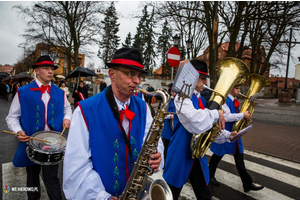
[105, 85, 134, 168]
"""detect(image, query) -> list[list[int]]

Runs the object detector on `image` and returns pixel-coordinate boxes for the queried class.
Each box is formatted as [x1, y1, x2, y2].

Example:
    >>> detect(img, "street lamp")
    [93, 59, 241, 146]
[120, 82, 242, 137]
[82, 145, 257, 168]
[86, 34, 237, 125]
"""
[172, 34, 180, 47]
[35, 4, 52, 54]
[186, 38, 192, 59]
[18, 44, 26, 72]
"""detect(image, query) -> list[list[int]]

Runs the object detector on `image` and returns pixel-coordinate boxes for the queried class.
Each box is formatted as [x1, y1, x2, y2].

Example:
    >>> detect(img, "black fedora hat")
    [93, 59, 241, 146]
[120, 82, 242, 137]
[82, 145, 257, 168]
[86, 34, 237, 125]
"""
[106, 48, 147, 73]
[190, 59, 210, 78]
[32, 55, 58, 70]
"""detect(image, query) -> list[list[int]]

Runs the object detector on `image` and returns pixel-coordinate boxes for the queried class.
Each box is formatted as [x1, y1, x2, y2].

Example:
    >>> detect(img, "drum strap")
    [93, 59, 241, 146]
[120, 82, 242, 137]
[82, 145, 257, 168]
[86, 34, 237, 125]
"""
[105, 85, 134, 168]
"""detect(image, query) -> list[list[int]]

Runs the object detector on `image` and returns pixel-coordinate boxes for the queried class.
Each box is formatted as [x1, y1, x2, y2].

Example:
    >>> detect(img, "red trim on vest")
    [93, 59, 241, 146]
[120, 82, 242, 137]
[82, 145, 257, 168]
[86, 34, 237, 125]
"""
[110, 59, 144, 69]
[35, 61, 55, 66]
[77, 103, 89, 130]
[197, 70, 208, 75]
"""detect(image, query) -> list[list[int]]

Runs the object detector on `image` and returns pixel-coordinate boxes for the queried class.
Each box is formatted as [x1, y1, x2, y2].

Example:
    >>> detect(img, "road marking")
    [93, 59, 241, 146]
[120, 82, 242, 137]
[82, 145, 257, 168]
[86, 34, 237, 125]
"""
[215, 169, 293, 200]
[207, 150, 300, 188]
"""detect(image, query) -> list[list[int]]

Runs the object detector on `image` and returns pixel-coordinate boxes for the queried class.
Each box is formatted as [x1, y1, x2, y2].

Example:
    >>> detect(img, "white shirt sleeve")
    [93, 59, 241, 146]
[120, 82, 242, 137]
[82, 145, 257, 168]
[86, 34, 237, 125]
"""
[222, 103, 244, 122]
[214, 129, 232, 144]
[63, 107, 112, 200]
[174, 95, 219, 134]
[63, 94, 72, 121]
[63, 102, 164, 200]
[6, 93, 22, 133]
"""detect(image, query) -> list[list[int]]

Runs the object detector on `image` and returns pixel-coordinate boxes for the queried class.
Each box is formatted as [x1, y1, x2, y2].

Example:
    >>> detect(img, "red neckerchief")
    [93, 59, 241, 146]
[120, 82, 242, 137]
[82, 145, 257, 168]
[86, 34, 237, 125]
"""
[119, 104, 135, 124]
[30, 85, 50, 94]
[233, 99, 240, 112]
[198, 97, 205, 110]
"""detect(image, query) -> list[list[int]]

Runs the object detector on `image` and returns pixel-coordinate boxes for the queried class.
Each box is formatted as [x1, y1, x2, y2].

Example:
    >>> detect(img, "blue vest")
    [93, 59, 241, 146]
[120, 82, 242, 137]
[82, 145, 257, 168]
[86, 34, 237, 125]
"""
[13, 81, 64, 167]
[161, 99, 178, 140]
[78, 86, 147, 197]
[163, 94, 210, 188]
[135, 92, 144, 99]
[210, 97, 244, 156]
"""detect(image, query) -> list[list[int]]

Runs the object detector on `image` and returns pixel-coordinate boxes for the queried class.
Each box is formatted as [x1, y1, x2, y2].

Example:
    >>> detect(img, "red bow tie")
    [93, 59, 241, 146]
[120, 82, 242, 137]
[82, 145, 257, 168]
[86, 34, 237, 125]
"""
[30, 85, 51, 94]
[233, 99, 240, 112]
[119, 105, 135, 124]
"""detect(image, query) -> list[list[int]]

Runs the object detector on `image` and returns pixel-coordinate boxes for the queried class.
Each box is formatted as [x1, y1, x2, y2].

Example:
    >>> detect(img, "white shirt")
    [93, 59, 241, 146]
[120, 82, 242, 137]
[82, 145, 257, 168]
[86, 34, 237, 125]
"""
[222, 94, 244, 122]
[6, 79, 72, 133]
[174, 90, 233, 144]
[63, 95, 164, 200]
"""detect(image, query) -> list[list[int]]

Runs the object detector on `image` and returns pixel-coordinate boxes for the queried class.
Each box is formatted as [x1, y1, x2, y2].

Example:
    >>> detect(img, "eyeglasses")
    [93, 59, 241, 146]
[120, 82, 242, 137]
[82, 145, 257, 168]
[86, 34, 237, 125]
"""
[113, 68, 145, 81]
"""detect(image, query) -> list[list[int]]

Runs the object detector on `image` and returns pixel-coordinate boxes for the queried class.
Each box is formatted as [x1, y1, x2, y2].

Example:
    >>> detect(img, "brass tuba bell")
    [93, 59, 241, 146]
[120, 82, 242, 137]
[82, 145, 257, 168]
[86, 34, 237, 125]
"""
[232, 73, 271, 132]
[190, 57, 250, 159]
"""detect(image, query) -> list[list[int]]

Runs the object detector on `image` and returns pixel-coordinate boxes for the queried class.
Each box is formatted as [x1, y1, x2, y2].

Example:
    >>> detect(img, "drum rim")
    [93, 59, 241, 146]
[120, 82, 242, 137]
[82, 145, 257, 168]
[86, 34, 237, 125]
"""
[28, 130, 67, 150]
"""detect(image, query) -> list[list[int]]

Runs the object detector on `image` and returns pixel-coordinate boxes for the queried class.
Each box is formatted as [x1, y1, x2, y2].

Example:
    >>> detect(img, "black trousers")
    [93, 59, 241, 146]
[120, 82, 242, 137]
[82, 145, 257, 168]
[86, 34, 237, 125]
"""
[162, 138, 170, 164]
[26, 164, 62, 200]
[209, 144, 253, 190]
[168, 159, 212, 200]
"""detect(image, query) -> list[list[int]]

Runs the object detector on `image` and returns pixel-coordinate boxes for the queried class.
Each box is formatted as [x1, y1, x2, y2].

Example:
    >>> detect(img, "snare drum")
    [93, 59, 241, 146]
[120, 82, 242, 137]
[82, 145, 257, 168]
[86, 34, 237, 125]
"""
[26, 131, 67, 165]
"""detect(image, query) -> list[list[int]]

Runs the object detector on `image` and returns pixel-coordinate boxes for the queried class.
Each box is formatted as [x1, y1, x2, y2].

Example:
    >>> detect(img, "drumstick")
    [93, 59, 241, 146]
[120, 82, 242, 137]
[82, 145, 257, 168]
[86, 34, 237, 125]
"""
[59, 127, 66, 138]
[2, 130, 50, 143]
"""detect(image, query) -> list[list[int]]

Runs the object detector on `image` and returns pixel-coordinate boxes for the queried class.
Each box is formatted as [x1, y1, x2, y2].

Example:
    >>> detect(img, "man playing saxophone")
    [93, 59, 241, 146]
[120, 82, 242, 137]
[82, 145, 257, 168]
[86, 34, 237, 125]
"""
[209, 85, 264, 192]
[163, 60, 239, 200]
[63, 48, 164, 200]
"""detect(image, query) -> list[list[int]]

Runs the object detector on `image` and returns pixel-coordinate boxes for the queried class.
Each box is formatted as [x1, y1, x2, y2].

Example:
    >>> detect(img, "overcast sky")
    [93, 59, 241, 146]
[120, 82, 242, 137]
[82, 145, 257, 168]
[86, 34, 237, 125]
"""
[0, 1, 299, 78]
[0, 1, 140, 69]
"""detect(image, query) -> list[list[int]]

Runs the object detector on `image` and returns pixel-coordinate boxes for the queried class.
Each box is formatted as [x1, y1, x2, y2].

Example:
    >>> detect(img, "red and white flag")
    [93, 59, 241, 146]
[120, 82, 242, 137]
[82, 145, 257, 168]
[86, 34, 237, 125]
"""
[78, 92, 85, 100]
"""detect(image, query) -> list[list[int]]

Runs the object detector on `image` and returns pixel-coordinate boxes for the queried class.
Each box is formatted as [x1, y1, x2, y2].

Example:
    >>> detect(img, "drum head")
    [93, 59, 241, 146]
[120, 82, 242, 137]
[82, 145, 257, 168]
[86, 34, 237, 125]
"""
[29, 131, 67, 152]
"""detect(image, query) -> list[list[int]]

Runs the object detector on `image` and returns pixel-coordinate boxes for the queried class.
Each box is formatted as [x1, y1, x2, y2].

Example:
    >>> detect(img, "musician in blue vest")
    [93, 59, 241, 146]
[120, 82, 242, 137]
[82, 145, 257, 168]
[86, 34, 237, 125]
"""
[6, 55, 72, 200]
[209, 85, 264, 192]
[63, 48, 164, 200]
[161, 90, 177, 163]
[163, 60, 238, 200]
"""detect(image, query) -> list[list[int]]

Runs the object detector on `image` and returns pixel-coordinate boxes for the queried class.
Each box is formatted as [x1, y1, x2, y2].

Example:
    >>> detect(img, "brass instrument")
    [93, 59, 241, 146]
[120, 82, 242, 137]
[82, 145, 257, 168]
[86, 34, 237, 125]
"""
[190, 57, 250, 159]
[120, 85, 189, 200]
[232, 73, 271, 132]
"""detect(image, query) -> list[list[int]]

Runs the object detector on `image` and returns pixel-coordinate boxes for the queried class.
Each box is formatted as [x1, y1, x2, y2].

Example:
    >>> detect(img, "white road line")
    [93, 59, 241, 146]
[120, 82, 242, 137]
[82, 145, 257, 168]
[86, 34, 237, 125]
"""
[207, 150, 300, 189]
[243, 149, 300, 170]
[215, 169, 293, 200]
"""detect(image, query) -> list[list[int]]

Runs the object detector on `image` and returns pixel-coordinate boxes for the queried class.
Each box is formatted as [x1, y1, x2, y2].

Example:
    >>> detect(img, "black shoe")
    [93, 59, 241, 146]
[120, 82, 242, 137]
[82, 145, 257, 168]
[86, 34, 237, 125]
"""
[210, 177, 220, 186]
[244, 183, 264, 192]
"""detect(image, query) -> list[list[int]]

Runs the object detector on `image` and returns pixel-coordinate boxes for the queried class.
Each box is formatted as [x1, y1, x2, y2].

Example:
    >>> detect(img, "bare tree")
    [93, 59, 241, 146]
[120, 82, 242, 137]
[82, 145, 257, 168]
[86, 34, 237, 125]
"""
[14, 1, 105, 72]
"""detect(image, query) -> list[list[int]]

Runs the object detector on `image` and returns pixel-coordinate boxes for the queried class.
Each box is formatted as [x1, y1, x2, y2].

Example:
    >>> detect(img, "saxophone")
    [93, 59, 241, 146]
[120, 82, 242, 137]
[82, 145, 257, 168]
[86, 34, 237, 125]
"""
[190, 57, 250, 159]
[232, 73, 271, 132]
[120, 85, 188, 200]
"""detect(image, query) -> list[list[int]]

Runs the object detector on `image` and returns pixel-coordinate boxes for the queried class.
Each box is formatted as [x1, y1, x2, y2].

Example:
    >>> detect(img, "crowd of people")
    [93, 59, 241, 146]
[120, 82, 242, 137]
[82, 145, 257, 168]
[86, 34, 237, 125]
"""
[5, 47, 263, 200]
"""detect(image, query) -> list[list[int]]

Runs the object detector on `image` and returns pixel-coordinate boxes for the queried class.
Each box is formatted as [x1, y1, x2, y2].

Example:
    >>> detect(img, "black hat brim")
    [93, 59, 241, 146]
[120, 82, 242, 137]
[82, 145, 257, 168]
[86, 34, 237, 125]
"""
[106, 63, 148, 73]
[199, 74, 210, 78]
[32, 64, 59, 70]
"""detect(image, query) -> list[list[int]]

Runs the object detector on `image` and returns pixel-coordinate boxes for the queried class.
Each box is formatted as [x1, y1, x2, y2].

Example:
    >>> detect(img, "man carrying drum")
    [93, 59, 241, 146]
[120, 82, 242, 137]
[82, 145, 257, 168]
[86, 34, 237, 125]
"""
[6, 55, 72, 200]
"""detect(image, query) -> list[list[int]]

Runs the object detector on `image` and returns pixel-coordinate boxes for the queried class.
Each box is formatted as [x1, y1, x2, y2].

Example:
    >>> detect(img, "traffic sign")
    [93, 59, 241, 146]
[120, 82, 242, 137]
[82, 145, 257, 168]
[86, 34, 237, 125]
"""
[167, 47, 181, 67]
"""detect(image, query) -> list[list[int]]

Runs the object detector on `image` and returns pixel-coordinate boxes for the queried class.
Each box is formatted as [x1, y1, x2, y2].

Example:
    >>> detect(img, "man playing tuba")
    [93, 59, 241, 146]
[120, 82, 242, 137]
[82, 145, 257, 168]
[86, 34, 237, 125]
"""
[209, 85, 264, 192]
[163, 60, 239, 200]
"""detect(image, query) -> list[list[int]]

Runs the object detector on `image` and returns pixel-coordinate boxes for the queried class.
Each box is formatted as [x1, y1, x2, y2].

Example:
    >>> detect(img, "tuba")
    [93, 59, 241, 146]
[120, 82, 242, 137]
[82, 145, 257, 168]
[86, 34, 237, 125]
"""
[120, 85, 188, 200]
[232, 74, 271, 132]
[190, 57, 250, 159]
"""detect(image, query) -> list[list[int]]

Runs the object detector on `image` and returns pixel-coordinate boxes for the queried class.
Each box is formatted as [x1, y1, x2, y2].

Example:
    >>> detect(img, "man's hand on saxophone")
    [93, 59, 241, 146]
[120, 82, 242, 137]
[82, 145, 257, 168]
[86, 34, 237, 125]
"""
[149, 151, 162, 172]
